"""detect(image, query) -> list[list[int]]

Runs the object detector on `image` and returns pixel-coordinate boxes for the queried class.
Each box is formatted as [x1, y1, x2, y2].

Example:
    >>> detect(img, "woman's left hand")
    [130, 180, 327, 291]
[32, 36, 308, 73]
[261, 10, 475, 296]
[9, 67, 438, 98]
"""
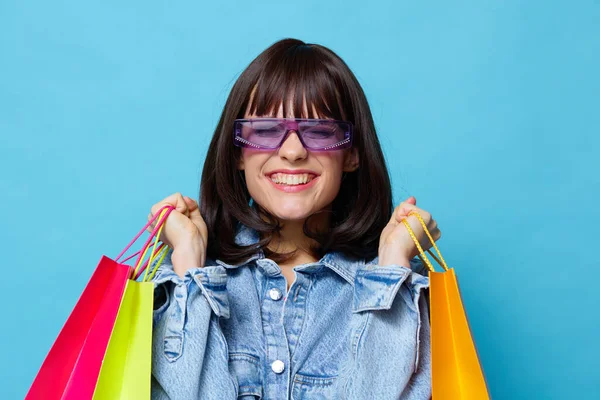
[378, 196, 442, 267]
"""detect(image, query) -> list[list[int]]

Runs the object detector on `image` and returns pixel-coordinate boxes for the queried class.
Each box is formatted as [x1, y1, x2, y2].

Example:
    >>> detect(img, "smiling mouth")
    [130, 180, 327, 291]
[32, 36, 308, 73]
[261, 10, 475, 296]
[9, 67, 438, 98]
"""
[269, 173, 317, 186]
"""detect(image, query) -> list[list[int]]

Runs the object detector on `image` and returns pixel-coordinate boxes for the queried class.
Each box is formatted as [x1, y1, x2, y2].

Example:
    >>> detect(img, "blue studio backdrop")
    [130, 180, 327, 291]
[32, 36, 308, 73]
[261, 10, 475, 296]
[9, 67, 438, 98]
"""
[1, 1, 598, 399]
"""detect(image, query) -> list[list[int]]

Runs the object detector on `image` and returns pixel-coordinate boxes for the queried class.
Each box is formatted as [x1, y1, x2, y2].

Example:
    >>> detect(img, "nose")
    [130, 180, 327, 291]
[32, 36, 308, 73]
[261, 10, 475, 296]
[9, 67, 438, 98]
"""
[278, 130, 307, 162]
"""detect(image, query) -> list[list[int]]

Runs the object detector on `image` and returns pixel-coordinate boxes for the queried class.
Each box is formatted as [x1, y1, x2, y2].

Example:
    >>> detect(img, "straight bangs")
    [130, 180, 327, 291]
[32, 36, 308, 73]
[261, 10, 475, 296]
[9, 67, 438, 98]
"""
[242, 45, 350, 122]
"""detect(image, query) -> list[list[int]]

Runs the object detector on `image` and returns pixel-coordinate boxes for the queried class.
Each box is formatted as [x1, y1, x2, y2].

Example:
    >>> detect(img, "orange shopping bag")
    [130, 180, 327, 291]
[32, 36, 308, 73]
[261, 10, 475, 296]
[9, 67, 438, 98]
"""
[401, 211, 490, 399]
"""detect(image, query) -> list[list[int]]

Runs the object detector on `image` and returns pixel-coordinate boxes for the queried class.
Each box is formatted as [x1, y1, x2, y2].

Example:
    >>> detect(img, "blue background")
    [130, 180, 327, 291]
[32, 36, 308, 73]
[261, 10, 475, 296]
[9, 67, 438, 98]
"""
[1, 1, 598, 398]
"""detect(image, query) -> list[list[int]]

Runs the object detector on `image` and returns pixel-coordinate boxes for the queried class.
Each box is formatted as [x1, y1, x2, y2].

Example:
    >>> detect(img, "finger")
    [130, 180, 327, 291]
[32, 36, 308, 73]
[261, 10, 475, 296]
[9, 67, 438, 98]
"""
[416, 221, 441, 252]
[172, 192, 189, 216]
[146, 211, 163, 234]
[394, 203, 420, 223]
[151, 192, 189, 217]
[399, 207, 433, 227]
[419, 226, 442, 254]
[146, 211, 167, 237]
[147, 193, 190, 238]
[388, 202, 417, 226]
[430, 226, 442, 241]
[184, 196, 199, 212]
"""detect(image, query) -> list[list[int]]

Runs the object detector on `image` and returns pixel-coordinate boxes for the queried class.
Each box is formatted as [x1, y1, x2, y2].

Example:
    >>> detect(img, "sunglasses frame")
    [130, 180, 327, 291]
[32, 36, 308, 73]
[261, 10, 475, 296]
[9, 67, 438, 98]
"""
[233, 118, 353, 151]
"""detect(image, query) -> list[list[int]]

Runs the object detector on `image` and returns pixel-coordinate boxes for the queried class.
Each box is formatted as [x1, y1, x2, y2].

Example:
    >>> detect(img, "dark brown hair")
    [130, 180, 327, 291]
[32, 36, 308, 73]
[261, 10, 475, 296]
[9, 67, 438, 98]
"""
[199, 38, 393, 264]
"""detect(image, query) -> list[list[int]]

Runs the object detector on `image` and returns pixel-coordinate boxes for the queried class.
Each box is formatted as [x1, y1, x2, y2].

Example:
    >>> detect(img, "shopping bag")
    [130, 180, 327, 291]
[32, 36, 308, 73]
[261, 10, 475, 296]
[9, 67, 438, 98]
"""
[92, 280, 154, 399]
[93, 217, 171, 399]
[400, 211, 490, 400]
[26, 205, 174, 400]
[25, 257, 131, 400]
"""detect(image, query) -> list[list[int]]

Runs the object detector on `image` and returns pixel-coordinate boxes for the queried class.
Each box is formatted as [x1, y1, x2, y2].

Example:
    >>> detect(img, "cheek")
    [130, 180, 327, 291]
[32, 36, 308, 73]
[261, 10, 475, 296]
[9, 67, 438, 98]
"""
[315, 154, 346, 199]
[240, 152, 270, 195]
[240, 150, 267, 174]
[319, 153, 346, 179]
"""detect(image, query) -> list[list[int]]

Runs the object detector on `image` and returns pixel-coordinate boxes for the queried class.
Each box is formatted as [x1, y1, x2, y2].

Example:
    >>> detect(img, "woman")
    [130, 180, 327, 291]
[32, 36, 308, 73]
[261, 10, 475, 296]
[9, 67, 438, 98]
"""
[148, 38, 441, 399]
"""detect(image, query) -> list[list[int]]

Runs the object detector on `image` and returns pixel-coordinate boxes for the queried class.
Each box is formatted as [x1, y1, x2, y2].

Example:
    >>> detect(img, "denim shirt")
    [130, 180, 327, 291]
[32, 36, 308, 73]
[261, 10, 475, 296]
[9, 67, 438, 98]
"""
[150, 224, 431, 400]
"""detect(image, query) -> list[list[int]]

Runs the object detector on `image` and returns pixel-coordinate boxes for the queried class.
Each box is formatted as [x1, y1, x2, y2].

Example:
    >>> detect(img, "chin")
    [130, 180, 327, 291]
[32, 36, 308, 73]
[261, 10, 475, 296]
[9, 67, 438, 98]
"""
[268, 203, 315, 222]
[272, 210, 312, 222]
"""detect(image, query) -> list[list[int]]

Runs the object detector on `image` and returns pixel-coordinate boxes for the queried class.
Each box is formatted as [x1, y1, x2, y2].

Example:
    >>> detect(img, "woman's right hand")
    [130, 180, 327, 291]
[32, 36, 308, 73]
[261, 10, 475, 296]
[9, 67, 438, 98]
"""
[147, 193, 208, 278]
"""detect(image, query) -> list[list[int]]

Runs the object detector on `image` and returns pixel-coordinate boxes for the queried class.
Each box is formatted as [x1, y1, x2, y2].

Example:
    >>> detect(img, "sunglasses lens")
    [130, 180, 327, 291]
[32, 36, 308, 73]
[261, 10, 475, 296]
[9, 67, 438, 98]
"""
[238, 120, 286, 148]
[299, 122, 348, 149]
[235, 120, 351, 150]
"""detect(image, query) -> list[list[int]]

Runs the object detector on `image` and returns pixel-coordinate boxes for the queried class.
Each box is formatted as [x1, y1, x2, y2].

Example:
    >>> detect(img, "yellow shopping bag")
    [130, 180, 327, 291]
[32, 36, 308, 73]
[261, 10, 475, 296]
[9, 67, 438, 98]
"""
[93, 279, 155, 399]
[93, 208, 172, 400]
[401, 211, 490, 400]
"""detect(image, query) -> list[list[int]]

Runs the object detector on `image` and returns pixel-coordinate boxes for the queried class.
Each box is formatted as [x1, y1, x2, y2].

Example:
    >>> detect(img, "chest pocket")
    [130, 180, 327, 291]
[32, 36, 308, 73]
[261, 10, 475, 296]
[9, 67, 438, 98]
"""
[291, 373, 338, 400]
[229, 352, 263, 399]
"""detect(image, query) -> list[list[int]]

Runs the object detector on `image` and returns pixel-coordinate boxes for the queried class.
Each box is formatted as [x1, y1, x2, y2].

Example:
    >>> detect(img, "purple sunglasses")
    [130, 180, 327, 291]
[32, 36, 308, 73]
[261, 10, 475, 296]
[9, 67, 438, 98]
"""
[233, 118, 353, 151]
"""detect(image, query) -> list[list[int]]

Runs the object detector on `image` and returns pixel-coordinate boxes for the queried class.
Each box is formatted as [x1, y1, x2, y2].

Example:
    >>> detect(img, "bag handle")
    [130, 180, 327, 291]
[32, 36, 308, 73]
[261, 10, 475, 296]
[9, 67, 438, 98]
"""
[133, 206, 172, 282]
[131, 206, 174, 280]
[142, 244, 169, 282]
[131, 242, 166, 277]
[400, 210, 450, 273]
[115, 204, 174, 263]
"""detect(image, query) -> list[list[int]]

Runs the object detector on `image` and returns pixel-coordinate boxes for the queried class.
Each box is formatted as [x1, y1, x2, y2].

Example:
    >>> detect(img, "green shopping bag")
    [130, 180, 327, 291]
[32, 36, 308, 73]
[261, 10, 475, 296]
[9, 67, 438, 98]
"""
[93, 280, 154, 399]
[93, 207, 172, 399]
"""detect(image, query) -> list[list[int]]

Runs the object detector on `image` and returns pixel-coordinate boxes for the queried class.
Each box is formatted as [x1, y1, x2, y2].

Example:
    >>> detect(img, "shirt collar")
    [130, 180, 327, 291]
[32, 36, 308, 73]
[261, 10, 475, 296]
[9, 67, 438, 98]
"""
[212, 224, 364, 284]
[212, 224, 428, 313]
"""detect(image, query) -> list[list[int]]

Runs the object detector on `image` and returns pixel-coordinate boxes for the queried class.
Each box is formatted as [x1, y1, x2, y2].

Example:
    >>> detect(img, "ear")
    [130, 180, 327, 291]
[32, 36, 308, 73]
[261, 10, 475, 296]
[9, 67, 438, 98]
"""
[238, 154, 245, 170]
[343, 147, 359, 172]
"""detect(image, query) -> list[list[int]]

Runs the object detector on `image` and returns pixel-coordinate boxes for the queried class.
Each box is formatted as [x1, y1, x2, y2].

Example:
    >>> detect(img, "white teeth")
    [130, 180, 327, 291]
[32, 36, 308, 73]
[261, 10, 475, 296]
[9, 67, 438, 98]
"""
[270, 173, 314, 186]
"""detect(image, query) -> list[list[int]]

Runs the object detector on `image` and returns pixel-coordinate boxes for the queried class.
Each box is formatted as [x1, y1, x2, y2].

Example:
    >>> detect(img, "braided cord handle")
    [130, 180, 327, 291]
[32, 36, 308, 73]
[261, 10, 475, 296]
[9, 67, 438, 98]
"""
[400, 210, 449, 273]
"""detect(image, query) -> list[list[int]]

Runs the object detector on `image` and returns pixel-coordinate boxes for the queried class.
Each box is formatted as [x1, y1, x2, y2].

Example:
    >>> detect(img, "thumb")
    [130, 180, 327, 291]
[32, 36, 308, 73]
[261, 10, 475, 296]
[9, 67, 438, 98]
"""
[406, 196, 417, 205]
[183, 196, 198, 211]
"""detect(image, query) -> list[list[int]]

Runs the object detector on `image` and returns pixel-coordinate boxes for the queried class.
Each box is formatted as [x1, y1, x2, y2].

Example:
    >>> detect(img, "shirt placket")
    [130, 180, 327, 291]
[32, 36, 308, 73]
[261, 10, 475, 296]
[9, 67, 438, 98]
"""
[282, 273, 309, 360]
[257, 259, 293, 399]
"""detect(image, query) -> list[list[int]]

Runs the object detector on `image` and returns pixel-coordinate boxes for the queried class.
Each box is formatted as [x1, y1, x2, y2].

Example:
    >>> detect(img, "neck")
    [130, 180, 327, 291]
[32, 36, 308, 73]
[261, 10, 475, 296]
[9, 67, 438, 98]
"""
[264, 212, 330, 258]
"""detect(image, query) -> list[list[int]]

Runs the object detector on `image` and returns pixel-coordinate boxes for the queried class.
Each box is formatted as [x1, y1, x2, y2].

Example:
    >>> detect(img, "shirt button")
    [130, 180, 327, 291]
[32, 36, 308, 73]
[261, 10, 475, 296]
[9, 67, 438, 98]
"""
[269, 288, 282, 301]
[271, 360, 285, 374]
